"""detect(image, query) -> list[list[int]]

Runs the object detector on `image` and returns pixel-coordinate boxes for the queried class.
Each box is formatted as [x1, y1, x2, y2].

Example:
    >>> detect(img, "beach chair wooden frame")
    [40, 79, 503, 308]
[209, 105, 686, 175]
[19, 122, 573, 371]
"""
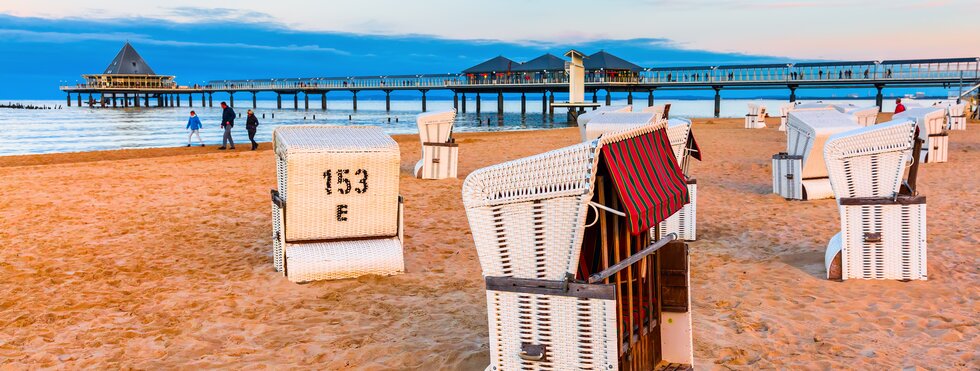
[947, 102, 967, 130]
[822, 119, 926, 281]
[271, 126, 405, 282]
[895, 107, 948, 163]
[414, 110, 459, 179]
[463, 124, 695, 370]
[773, 109, 859, 200]
[744, 103, 767, 129]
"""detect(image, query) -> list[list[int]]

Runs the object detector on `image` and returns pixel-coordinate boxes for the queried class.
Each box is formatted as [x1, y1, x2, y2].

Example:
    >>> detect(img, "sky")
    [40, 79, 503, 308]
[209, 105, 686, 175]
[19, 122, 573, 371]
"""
[0, 1, 976, 98]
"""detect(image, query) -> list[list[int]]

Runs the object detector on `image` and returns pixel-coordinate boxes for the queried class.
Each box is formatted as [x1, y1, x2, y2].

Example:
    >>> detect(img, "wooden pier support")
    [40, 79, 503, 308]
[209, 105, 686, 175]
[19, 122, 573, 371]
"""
[112, 93, 117, 108]
[351, 91, 357, 111]
[520, 92, 526, 114]
[304, 93, 309, 110]
[189, 93, 194, 107]
[627, 90, 633, 105]
[593, 90, 598, 104]
[208, 93, 213, 107]
[100, 93, 106, 108]
[875, 84, 884, 110]
[789, 85, 797, 102]
[648, 89, 654, 107]
[453, 92, 458, 110]
[66, 94, 71, 107]
[77, 93, 82, 107]
[497, 91, 504, 114]
[293, 93, 298, 110]
[461, 92, 467, 113]
[277, 93, 282, 109]
[88, 93, 93, 107]
[144, 94, 149, 107]
[157, 95, 163, 107]
[421, 90, 428, 112]
[252, 92, 257, 108]
[229, 92, 235, 108]
[605, 90, 611, 106]
[176, 94, 180, 107]
[713, 86, 722, 118]
[321, 93, 327, 110]
[134, 93, 140, 108]
[385, 90, 392, 111]
[549, 91, 554, 116]
[476, 92, 481, 114]
[541, 92, 547, 113]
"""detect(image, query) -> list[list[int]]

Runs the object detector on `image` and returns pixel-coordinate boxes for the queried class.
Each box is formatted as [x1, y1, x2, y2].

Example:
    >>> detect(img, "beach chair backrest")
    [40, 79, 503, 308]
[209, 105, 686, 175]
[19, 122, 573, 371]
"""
[948, 102, 966, 117]
[794, 103, 835, 112]
[824, 119, 916, 200]
[747, 103, 759, 116]
[416, 109, 456, 144]
[786, 110, 861, 179]
[850, 106, 880, 126]
[584, 112, 664, 141]
[894, 107, 945, 138]
[665, 118, 692, 164]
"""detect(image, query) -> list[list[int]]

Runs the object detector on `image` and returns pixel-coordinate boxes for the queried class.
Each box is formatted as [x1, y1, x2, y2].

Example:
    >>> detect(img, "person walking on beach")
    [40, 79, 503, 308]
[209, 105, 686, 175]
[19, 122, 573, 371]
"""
[894, 98, 906, 114]
[246, 110, 259, 150]
[186, 110, 205, 147]
[219, 102, 235, 150]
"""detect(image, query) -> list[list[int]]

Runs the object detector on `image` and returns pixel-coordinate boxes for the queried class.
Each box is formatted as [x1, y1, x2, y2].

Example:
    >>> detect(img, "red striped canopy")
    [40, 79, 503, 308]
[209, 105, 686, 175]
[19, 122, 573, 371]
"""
[600, 129, 690, 235]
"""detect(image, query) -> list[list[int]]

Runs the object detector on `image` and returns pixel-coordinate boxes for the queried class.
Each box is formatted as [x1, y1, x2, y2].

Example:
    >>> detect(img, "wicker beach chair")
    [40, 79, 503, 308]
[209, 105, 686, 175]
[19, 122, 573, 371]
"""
[778, 102, 798, 131]
[744, 103, 767, 129]
[413, 110, 459, 179]
[772, 109, 859, 200]
[947, 102, 967, 131]
[834, 104, 880, 127]
[576, 105, 632, 141]
[641, 103, 671, 123]
[271, 126, 404, 282]
[463, 124, 695, 370]
[894, 107, 948, 163]
[822, 118, 925, 281]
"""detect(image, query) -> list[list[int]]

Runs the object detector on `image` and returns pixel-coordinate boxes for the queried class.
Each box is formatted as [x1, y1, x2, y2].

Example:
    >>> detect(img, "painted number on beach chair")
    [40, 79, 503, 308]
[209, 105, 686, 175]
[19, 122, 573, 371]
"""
[323, 169, 368, 195]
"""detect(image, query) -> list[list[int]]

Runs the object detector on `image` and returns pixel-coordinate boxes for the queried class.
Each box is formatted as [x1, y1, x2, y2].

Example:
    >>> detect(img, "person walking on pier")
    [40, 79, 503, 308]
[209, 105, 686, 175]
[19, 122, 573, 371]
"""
[219, 102, 235, 150]
[246, 110, 260, 150]
[186, 110, 205, 147]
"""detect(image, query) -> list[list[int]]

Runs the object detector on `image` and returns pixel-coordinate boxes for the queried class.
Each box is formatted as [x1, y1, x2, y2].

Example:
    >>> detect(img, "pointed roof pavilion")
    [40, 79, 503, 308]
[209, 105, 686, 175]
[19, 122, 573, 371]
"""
[103, 42, 157, 75]
[513, 53, 568, 72]
[462, 55, 517, 74]
[584, 50, 642, 72]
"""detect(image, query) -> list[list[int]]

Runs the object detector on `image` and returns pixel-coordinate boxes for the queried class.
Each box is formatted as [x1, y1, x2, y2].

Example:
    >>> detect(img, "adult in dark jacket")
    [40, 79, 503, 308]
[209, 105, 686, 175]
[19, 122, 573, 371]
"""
[219, 102, 235, 150]
[246, 110, 259, 150]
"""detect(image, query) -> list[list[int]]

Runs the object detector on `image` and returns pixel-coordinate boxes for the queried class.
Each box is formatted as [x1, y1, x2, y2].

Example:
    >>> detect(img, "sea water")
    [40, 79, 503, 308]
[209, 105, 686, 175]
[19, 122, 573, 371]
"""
[0, 98, 948, 156]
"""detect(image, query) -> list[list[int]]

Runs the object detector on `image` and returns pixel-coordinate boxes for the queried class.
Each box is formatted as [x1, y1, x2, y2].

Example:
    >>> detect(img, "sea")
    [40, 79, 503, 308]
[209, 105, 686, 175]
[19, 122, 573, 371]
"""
[0, 97, 952, 156]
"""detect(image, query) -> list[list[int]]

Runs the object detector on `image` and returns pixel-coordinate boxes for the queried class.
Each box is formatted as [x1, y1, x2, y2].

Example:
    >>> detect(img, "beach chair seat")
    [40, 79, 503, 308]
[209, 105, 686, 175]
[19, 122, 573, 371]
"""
[822, 119, 926, 281]
[413, 110, 458, 179]
[271, 126, 404, 282]
[464, 124, 695, 370]
[773, 109, 859, 200]
[834, 104, 880, 127]
[947, 102, 967, 130]
[576, 105, 632, 141]
[894, 107, 947, 163]
[744, 103, 767, 129]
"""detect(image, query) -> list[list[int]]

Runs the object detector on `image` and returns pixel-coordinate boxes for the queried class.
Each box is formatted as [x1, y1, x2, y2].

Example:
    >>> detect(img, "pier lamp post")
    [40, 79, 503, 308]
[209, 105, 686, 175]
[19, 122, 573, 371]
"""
[873, 60, 882, 80]
[709, 66, 717, 83]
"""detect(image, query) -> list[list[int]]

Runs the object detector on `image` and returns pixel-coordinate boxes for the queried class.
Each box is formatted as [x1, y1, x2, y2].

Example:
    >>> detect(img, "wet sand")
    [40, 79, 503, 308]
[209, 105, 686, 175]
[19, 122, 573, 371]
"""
[0, 117, 976, 369]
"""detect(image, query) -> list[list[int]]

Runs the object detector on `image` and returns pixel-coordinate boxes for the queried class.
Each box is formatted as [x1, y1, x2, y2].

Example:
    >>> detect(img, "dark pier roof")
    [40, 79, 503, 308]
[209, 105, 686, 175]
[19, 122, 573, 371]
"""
[102, 43, 157, 75]
[513, 53, 567, 72]
[462, 56, 517, 74]
[584, 51, 642, 72]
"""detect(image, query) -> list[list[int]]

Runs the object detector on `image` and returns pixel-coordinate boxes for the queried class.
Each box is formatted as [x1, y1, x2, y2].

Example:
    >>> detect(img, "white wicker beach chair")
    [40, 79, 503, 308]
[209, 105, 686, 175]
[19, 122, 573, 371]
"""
[947, 102, 967, 131]
[584, 112, 663, 140]
[271, 126, 404, 282]
[641, 103, 671, 122]
[834, 104, 880, 127]
[413, 110, 459, 179]
[894, 107, 948, 163]
[463, 124, 695, 370]
[576, 105, 632, 141]
[822, 119, 926, 281]
[772, 109, 859, 200]
[744, 103, 767, 129]
[778, 102, 798, 131]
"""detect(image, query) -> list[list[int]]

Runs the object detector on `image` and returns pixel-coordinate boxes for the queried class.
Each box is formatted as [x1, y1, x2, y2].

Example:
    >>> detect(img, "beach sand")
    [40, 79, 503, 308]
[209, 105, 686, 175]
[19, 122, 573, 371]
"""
[0, 117, 976, 369]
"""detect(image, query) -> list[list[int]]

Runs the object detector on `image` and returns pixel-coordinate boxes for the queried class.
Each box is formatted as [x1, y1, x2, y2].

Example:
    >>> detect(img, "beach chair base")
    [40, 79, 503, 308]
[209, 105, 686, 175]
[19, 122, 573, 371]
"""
[415, 142, 459, 179]
[656, 181, 697, 241]
[272, 196, 405, 282]
[921, 133, 948, 163]
[778, 117, 788, 131]
[772, 153, 803, 199]
[825, 196, 927, 281]
[744, 116, 766, 129]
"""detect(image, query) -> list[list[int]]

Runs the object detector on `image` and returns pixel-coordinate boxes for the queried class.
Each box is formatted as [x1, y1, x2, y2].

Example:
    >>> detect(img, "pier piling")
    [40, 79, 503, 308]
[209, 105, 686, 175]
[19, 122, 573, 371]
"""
[549, 91, 554, 116]
[229, 92, 234, 108]
[304, 93, 309, 110]
[453, 92, 458, 110]
[789, 85, 797, 102]
[875, 84, 884, 110]
[497, 91, 503, 114]
[520, 92, 526, 114]
[461, 92, 467, 113]
[713, 86, 722, 118]
[293, 94, 298, 110]
[385, 90, 392, 112]
[277, 93, 282, 109]
[605, 90, 611, 106]
[421, 90, 428, 112]
[208, 93, 213, 108]
[77, 94, 82, 107]
[476, 92, 481, 114]
[351, 91, 357, 111]
[252, 92, 257, 108]
[176, 94, 180, 107]
[112, 93, 117, 108]
[66, 94, 71, 107]
[648, 89, 654, 107]
[627, 90, 633, 105]
[541, 92, 546, 113]
[321, 93, 327, 110]
[592, 90, 598, 104]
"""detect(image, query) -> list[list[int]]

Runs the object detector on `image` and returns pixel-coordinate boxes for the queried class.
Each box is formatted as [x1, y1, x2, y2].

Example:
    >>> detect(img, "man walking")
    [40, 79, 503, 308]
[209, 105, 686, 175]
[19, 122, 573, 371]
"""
[219, 102, 235, 150]
[246, 110, 260, 150]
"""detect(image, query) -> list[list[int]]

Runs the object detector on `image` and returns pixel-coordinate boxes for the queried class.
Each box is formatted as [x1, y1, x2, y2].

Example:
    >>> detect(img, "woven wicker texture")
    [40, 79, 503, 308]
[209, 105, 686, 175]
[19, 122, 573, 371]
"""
[283, 236, 405, 282]
[272, 201, 284, 272]
[463, 124, 665, 280]
[786, 109, 860, 179]
[641, 104, 669, 121]
[835, 203, 927, 280]
[576, 105, 632, 141]
[824, 119, 916, 199]
[485, 290, 617, 370]
[894, 107, 946, 138]
[584, 112, 666, 141]
[665, 119, 693, 164]
[772, 155, 803, 199]
[416, 110, 456, 143]
[273, 126, 400, 241]
[657, 183, 697, 241]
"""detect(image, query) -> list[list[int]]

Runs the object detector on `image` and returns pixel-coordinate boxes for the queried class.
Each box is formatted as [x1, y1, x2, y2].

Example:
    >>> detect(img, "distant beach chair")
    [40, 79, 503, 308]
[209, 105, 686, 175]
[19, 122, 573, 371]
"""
[271, 126, 404, 282]
[894, 107, 948, 163]
[772, 109, 860, 200]
[576, 105, 632, 141]
[463, 124, 695, 370]
[947, 102, 967, 130]
[778, 102, 798, 131]
[833, 104, 880, 127]
[822, 118, 926, 281]
[641, 103, 672, 123]
[413, 110, 459, 179]
[744, 103, 767, 128]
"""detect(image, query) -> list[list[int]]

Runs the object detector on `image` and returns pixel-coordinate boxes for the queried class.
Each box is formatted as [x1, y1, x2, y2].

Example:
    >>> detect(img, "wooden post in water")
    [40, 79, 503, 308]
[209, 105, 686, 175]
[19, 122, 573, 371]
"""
[77, 93, 82, 107]
[88, 93, 93, 107]
[476, 92, 481, 114]
[276, 93, 282, 109]
[648, 89, 654, 107]
[627, 90, 633, 105]
[304, 92, 309, 110]
[497, 91, 503, 114]
[421, 89, 428, 112]
[293, 93, 298, 110]
[112, 93, 117, 108]
[189, 93, 194, 107]
[208, 93, 213, 107]
[713, 86, 722, 118]
[135, 93, 140, 107]
[321, 93, 327, 110]
[176, 94, 180, 107]
[520, 92, 526, 114]
[461, 92, 467, 113]
[541, 91, 546, 113]
[66, 93, 71, 107]
[385, 90, 392, 112]
[351, 91, 357, 111]
[252, 92, 257, 108]
[605, 90, 611, 106]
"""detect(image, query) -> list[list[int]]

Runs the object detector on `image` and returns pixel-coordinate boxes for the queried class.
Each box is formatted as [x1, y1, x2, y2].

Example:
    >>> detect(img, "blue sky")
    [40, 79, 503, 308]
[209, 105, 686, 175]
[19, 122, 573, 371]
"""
[0, 1, 975, 98]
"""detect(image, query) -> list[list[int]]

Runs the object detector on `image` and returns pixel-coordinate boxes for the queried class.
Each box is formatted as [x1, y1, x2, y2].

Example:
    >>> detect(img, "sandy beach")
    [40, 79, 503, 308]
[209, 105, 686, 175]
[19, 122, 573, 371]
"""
[0, 117, 976, 369]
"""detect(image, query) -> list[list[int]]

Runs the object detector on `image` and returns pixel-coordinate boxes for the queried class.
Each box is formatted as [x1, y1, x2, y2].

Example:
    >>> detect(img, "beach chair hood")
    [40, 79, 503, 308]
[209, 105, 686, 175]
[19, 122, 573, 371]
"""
[824, 118, 917, 200]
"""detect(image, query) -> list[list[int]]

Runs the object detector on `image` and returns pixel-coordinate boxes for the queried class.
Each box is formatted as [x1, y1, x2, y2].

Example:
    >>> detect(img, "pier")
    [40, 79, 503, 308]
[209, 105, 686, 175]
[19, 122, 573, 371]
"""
[60, 44, 980, 117]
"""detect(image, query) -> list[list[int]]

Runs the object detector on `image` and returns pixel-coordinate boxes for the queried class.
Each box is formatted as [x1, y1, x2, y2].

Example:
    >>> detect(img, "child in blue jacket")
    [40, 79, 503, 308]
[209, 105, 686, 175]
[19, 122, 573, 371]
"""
[186, 111, 205, 147]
